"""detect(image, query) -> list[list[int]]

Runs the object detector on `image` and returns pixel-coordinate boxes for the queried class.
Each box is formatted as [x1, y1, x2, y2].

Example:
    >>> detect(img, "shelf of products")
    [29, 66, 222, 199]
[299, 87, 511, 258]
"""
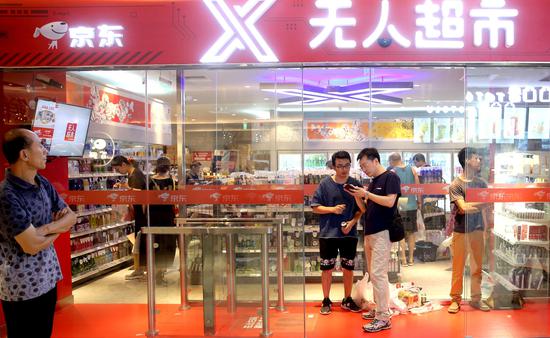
[492, 151, 550, 297]
[69, 172, 125, 179]
[68, 158, 135, 284]
[71, 237, 130, 259]
[70, 221, 134, 239]
[76, 207, 113, 218]
[72, 254, 133, 284]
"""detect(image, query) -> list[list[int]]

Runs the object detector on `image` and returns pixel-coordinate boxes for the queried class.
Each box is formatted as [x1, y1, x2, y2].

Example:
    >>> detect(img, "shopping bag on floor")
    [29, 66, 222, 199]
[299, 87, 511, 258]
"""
[351, 272, 372, 310]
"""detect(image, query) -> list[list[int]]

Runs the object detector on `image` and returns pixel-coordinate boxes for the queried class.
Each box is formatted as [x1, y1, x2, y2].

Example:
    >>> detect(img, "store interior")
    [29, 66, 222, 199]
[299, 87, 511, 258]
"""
[1, 66, 549, 335]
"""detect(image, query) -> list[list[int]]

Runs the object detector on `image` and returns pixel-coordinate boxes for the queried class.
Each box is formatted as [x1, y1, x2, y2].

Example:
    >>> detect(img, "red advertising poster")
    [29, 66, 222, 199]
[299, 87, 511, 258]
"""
[192, 151, 213, 162]
[1, 1, 550, 67]
[64, 122, 77, 141]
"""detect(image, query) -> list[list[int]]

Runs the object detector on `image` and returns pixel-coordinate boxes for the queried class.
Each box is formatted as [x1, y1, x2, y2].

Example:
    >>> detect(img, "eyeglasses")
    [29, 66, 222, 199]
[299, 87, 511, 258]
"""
[335, 164, 351, 169]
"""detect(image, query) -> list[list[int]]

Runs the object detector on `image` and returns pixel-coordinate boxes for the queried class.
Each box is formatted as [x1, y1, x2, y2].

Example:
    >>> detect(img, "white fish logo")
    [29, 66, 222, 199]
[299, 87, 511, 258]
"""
[478, 191, 490, 199]
[33, 21, 68, 49]
[107, 193, 119, 201]
[262, 192, 274, 202]
[402, 186, 411, 193]
[210, 193, 221, 202]
[159, 192, 170, 202]
[534, 190, 545, 199]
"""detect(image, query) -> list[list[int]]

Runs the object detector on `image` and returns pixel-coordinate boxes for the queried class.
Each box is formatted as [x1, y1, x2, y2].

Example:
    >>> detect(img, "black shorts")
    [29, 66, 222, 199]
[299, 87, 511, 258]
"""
[402, 209, 418, 233]
[319, 237, 358, 271]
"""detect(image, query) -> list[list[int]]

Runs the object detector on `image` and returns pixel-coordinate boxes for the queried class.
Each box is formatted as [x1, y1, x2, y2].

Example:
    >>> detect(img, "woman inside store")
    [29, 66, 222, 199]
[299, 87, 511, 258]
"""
[148, 157, 177, 285]
[111, 155, 148, 280]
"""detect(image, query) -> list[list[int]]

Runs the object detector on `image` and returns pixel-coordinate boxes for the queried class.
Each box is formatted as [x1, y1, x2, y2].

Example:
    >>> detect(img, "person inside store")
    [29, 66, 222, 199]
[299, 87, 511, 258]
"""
[0, 128, 77, 338]
[148, 157, 177, 285]
[346, 148, 400, 333]
[412, 153, 429, 170]
[111, 155, 148, 280]
[388, 152, 421, 267]
[185, 160, 203, 184]
[311, 151, 365, 315]
[325, 160, 334, 170]
[447, 147, 491, 313]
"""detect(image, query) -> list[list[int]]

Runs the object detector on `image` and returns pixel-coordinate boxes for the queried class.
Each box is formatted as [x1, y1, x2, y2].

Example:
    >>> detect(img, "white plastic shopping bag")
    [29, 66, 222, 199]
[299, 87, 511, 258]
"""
[351, 272, 373, 310]
[416, 209, 426, 241]
[438, 234, 453, 254]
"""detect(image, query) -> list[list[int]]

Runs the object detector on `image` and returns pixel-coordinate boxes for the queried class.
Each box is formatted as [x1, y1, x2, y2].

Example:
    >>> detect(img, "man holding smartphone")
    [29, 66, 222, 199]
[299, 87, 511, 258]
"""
[311, 151, 365, 315]
[347, 148, 401, 333]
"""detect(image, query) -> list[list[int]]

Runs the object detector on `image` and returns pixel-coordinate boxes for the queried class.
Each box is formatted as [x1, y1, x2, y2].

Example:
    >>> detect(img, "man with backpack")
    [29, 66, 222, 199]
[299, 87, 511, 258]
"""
[346, 148, 400, 333]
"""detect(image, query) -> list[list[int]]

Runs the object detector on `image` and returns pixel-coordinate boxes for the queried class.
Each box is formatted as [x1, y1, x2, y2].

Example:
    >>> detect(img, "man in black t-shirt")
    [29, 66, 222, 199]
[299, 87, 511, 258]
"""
[447, 147, 491, 314]
[347, 148, 400, 333]
[312, 151, 365, 315]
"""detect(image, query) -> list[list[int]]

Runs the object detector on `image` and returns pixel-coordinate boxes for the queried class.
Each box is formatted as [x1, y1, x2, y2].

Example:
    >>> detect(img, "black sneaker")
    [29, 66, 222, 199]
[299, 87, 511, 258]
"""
[341, 297, 362, 313]
[320, 298, 332, 315]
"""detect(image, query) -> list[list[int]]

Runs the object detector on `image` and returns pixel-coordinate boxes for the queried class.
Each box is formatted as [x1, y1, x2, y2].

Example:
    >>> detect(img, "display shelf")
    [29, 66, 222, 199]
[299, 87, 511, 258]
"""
[492, 272, 520, 291]
[69, 173, 125, 179]
[492, 230, 549, 248]
[71, 238, 129, 259]
[423, 212, 445, 218]
[76, 207, 113, 217]
[70, 221, 134, 239]
[493, 249, 549, 269]
[496, 212, 549, 225]
[222, 206, 312, 213]
[72, 256, 133, 283]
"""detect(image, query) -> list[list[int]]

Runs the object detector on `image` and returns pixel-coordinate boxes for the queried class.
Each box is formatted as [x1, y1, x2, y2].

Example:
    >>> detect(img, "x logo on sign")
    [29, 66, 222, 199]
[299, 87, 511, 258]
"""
[201, 0, 278, 63]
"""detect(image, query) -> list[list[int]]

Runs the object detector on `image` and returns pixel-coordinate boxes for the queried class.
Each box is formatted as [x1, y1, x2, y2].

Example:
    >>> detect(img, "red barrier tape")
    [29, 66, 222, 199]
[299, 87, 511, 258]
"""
[58, 184, 549, 205]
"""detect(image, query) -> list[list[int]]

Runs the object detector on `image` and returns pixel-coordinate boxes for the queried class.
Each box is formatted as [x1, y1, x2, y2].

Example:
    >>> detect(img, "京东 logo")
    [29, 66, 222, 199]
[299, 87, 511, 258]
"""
[201, 0, 278, 63]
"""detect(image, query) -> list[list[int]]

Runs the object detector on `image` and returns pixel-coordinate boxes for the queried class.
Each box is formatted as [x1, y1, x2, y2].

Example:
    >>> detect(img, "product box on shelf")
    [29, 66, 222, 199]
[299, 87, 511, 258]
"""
[513, 224, 549, 242]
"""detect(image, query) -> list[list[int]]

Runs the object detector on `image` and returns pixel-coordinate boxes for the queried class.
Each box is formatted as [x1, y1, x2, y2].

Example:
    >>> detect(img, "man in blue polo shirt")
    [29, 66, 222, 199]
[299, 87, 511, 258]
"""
[0, 128, 76, 338]
[311, 150, 365, 315]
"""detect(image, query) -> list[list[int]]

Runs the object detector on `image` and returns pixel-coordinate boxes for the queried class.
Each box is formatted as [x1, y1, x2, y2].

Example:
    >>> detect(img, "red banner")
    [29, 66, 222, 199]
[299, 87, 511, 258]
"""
[467, 187, 550, 203]
[1, 0, 550, 67]
[59, 185, 305, 205]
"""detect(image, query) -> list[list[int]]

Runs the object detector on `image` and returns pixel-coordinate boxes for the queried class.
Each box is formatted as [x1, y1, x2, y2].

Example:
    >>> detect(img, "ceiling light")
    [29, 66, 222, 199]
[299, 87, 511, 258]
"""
[261, 81, 413, 105]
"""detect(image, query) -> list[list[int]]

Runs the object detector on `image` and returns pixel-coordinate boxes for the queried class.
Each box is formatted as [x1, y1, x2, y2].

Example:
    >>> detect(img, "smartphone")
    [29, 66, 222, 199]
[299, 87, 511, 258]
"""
[343, 183, 354, 191]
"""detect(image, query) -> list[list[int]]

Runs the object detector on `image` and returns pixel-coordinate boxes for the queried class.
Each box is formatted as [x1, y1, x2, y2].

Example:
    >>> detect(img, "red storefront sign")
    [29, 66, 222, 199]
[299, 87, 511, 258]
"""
[1, 0, 550, 67]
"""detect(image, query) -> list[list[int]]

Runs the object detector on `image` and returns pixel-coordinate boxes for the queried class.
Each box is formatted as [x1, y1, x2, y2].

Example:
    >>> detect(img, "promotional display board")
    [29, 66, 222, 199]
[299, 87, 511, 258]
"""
[32, 99, 92, 156]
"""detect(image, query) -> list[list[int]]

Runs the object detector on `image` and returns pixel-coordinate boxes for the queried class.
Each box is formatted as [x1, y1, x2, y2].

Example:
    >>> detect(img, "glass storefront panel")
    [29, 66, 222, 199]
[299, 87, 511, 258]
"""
[183, 67, 307, 336]
[368, 67, 465, 305]
[464, 67, 549, 337]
